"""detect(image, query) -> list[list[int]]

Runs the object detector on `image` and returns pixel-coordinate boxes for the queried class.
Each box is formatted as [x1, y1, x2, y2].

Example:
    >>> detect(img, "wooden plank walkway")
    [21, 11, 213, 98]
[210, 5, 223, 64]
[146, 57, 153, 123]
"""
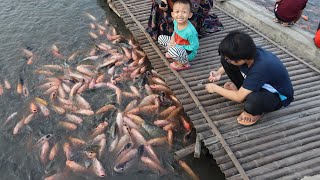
[110, 0, 320, 179]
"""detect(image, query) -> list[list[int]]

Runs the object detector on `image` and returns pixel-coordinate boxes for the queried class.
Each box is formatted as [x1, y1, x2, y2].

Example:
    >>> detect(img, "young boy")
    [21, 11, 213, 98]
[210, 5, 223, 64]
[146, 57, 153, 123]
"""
[206, 31, 294, 126]
[273, 0, 308, 27]
[158, 0, 199, 71]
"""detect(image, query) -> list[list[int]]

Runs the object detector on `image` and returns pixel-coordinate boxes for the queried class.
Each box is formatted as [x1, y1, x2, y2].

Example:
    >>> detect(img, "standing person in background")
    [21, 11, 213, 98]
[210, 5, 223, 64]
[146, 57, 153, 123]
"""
[146, 0, 223, 40]
[147, 0, 174, 41]
[188, 0, 224, 37]
[273, 0, 308, 27]
[314, 22, 320, 48]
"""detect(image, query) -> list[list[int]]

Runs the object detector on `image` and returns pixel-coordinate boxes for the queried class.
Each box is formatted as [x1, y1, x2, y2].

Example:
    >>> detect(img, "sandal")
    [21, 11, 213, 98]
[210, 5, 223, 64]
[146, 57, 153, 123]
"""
[170, 62, 191, 71]
[280, 22, 294, 27]
[237, 111, 263, 126]
[273, 18, 280, 23]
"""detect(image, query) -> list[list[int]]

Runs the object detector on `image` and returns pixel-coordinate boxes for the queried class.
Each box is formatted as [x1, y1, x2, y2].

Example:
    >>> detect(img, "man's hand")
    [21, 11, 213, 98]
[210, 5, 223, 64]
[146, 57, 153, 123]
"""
[208, 70, 221, 82]
[205, 83, 219, 94]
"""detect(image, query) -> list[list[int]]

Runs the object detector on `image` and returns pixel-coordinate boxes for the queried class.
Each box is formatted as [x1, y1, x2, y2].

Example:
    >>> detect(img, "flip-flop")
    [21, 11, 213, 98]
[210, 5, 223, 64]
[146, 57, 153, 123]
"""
[280, 22, 294, 27]
[273, 18, 280, 23]
[170, 62, 191, 71]
[237, 111, 263, 126]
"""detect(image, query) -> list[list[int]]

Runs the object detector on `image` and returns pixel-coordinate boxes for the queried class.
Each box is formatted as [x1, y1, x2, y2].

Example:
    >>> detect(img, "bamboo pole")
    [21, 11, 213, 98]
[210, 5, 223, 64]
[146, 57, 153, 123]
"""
[219, 133, 320, 171]
[246, 148, 320, 179]
[278, 165, 320, 180]
[223, 140, 320, 177]
[211, 112, 320, 161]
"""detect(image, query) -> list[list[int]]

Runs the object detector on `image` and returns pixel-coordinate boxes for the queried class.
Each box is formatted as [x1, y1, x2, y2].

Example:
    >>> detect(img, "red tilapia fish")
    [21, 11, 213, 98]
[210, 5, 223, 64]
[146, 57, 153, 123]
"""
[4, 12, 196, 180]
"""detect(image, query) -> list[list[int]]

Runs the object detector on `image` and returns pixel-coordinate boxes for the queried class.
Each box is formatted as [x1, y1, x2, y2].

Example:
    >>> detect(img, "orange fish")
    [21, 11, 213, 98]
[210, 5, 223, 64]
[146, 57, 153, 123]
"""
[40, 141, 50, 165]
[68, 136, 85, 146]
[35, 102, 50, 117]
[29, 102, 38, 113]
[168, 130, 173, 151]
[180, 115, 192, 131]
[49, 143, 59, 161]
[90, 121, 108, 139]
[63, 142, 72, 160]
[0, 84, 3, 96]
[58, 121, 77, 131]
[91, 158, 106, 177]
[23, 113, 35, 125]
[95, 104, 116, 114]
[4, 79, 11, 89]
[178, 160, 200, 180]
[146, 136, 168, 146]
[51, 105, 66, 115]
[159, 106, 176, 119]
[13, 119, 25, 135]
[66, 114, 83, 125]
[66, 160, 87, 173]
[35, 97, 48, 106]
[140, 156, 167, 175]
[17, 78, 23, 94]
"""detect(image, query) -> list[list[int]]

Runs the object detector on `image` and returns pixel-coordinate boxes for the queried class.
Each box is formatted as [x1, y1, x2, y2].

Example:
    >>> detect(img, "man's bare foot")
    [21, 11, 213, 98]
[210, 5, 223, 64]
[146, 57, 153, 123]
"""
[223, 82, 237, 91]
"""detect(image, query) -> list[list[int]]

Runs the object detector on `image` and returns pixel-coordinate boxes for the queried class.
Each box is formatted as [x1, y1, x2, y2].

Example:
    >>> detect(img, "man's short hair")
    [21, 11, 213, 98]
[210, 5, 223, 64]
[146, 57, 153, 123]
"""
[218, 30, 256, 61]
[173, 0, 192, 11]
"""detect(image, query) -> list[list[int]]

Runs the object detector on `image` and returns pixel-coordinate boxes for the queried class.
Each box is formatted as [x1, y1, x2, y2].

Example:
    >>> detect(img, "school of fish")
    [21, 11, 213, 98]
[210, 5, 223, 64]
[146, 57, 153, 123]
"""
[1, 12, 198, 180]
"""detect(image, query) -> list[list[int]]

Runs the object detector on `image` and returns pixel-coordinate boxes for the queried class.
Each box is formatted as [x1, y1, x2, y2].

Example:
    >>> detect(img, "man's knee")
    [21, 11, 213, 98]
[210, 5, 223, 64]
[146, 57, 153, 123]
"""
[244, 93, 260, 115]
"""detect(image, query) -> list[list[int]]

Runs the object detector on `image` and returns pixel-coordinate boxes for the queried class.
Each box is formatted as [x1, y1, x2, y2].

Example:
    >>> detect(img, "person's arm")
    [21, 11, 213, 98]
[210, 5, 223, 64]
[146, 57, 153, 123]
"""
[167, 33, 175, 49]
[205, 84, 252, 103]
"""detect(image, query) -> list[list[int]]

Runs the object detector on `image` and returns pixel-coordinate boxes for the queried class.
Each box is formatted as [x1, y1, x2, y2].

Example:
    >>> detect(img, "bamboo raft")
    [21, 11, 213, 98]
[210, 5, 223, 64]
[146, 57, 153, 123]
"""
[109, 0, 320, 179]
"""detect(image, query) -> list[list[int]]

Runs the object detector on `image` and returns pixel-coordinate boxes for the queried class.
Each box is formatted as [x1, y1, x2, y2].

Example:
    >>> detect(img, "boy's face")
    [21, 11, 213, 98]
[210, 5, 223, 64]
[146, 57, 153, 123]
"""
[171, 2, 193, 25]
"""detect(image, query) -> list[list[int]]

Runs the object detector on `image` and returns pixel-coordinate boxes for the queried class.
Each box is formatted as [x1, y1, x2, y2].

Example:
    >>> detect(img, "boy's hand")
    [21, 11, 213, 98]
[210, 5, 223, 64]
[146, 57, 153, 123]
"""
[167, 36, 175, 50]
[208, 70, 221, 82]
[167, 41, 176, 49]
[206, 83, 219, 94]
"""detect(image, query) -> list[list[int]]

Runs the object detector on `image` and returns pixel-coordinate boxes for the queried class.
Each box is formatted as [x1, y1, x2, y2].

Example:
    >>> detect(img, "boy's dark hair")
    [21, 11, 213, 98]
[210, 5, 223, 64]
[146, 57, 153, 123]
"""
[218, 30, 256, 61]
[173, 0, 192, 11]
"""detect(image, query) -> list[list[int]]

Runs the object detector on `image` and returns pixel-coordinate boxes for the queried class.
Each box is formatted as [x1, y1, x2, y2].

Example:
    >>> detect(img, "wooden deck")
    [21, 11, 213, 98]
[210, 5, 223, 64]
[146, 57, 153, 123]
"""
[110, 0, 320, 179]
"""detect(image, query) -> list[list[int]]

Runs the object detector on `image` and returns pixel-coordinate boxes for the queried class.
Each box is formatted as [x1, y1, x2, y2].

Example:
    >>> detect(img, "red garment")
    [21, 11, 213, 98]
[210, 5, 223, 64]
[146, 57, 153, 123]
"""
[174, 32, 190, 45]
[315, 30, 320, 48]
[275, 0, 308, 22]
